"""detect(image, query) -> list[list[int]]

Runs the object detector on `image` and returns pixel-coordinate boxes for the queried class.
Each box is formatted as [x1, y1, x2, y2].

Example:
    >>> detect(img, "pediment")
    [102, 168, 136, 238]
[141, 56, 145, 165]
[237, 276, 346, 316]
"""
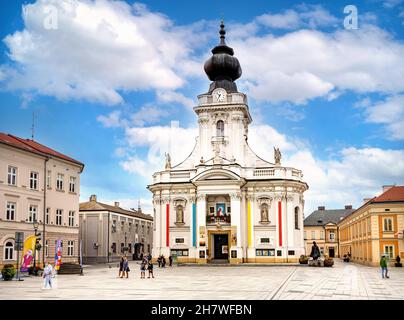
[191, 169, 241, 182]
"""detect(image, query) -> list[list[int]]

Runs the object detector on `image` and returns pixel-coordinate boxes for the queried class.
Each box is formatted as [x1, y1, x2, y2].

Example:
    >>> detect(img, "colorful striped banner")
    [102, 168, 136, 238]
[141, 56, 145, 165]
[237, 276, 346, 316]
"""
[247, 201, 252, 247]
[192, 203, 196, 247]
[278, 201, 282, 246]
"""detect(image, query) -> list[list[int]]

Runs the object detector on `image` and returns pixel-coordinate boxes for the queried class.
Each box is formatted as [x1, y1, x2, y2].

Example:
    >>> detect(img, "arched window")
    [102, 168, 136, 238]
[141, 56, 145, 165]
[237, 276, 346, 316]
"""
[216, 120, 224, 137]
[294, 207, 299, 230]
[4, 241, 14, 260]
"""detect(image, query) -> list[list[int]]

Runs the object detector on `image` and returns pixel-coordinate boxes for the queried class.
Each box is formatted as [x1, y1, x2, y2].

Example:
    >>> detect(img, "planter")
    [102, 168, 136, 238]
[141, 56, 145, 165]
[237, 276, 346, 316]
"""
[299, 255, 308, 264]
[1, 264, 16, 281]
[324, 258, 334, 267]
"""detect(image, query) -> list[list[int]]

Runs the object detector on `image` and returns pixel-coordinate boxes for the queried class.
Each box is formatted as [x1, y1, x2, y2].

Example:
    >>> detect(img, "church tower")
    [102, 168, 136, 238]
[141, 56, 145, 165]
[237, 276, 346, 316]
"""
[149, 22, 308, 264]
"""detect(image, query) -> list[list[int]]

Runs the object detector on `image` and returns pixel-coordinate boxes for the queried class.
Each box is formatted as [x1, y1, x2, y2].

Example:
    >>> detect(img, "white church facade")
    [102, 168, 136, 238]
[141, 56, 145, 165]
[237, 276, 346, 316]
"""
[148, 22, 308, 263]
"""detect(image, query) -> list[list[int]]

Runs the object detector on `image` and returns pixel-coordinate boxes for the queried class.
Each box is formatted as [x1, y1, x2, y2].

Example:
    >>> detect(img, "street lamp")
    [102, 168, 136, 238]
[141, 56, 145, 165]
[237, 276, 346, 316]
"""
[32, 220, 41, 276]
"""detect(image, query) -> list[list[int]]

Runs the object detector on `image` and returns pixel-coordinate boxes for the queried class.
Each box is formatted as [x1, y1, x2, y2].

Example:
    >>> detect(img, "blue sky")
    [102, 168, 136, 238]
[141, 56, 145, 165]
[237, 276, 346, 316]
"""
[0, 0, 403, 215]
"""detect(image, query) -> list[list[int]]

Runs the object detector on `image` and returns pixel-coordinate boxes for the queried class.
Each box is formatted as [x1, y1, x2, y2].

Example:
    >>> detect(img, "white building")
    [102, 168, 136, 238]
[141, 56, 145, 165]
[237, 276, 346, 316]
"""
[148, 22, 308, 263]
[0, 133, 84, 267]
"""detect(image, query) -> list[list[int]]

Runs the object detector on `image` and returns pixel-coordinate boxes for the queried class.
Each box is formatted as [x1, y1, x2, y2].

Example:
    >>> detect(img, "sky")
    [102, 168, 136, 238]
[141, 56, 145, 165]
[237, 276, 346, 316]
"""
[0, 0, 403, 217]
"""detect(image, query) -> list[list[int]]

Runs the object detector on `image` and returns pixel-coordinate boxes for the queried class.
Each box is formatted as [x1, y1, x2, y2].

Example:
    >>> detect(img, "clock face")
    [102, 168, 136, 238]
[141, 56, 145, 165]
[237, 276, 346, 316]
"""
[215, 90, 225, 102]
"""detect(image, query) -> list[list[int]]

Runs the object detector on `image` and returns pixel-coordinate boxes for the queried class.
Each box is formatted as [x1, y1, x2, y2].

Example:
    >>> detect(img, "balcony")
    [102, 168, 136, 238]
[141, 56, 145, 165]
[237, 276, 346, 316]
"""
[206, 215, 231, 225]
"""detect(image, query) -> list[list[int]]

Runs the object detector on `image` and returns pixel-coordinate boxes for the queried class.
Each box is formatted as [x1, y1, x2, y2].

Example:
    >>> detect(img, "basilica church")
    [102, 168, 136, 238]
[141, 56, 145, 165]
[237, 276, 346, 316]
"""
[148, 22, 308, 263]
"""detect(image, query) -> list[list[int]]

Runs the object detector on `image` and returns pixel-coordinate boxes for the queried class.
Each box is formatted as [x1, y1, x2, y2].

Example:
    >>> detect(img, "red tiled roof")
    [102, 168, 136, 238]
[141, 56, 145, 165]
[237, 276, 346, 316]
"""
[371, 186, 404, 203]
[0, 132, 84, 167]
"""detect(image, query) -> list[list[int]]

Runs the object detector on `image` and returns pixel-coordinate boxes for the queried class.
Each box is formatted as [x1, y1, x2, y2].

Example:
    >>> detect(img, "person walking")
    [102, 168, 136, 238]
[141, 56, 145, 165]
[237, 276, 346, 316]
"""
[162, 256, 166, 268]
[380, 255, 390, 278]
[140, 260, 146, 279]
[157, 256, 161, 268]
[123, 256, 130, 278]
[42, 262, 54, 289]
[147, 261, 155, 279]
[169, 255, 173, 267]
[147, 252, 152, 262]
[119, 256, 124, 278]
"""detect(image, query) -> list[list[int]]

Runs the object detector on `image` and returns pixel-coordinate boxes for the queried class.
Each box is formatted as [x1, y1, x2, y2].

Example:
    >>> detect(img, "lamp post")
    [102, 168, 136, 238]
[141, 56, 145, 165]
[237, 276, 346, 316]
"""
[32, 220, 41, 276]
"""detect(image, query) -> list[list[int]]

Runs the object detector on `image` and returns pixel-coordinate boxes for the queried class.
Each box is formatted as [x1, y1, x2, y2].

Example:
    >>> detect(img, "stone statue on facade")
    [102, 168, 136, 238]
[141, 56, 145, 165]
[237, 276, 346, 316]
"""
[261, 204, 269, 222]
[176, 205, 184, 224]
[165, 152, 171, 170]
[274, 147, 281, 165]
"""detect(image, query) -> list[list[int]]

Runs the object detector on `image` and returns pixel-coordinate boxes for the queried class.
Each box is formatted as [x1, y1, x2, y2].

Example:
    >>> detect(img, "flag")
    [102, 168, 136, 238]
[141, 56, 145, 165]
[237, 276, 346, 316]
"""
[54, 239, 62, 271]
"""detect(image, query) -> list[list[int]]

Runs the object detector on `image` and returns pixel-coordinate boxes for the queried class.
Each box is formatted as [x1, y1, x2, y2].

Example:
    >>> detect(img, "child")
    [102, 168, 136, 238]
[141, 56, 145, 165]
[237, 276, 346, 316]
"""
[147, 261, 154, 279]
[140, 261, 146, 279]
[380, 255, 390, 278]
[42, 262, 54, 289]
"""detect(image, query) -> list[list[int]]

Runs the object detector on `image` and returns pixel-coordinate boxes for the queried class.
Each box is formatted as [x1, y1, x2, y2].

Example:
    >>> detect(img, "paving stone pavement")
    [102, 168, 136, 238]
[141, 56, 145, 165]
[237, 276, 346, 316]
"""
[0, 260, 403, 300]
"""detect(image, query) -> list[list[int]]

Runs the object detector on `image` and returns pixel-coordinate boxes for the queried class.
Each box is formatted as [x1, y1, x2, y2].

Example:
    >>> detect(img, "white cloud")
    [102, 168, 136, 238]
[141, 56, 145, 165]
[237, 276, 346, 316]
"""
[365, 95, 404, 140]
[233, 26, 404, 104]
[130, 104, 170, 126]
[121, 124, 198, 179]
[383, 0, 403, 8]
[1, 0, 208, 105]
[156, 90, 195, 109]
[97, 110, 126, 128]
[256, 5, 338, 30]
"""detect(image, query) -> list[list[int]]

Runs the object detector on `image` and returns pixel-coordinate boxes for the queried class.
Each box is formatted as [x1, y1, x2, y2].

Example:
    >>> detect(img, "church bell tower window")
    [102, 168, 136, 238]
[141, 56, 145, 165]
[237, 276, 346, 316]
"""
[216, 120, 224, 137]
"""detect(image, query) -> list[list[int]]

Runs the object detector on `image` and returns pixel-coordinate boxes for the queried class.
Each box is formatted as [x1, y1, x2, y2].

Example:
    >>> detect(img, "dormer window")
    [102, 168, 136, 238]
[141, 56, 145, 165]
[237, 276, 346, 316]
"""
[216, 120, 224, 137]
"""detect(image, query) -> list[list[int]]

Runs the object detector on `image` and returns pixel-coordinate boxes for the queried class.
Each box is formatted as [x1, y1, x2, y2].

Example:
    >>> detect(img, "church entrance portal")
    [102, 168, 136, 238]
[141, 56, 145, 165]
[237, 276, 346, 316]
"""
[213, 234, 229, 260]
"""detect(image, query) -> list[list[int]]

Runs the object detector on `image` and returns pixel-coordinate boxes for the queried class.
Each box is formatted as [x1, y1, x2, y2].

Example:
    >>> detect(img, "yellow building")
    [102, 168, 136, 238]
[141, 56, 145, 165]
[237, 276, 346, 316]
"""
[338, 186, 404, 266]
[304, 205, 354, 257]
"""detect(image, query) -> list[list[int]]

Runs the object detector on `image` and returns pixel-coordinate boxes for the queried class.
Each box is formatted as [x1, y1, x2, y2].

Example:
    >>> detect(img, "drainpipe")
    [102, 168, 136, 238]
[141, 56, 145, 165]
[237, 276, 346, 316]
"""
[43, 157, 49, 267]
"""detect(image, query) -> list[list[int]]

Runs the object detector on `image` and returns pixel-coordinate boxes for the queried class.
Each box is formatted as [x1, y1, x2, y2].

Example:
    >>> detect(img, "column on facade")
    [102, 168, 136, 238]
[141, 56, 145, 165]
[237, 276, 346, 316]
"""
[196, 192, 207, 262]
[286, 194, 294, 249]
[152, 195, 161, 259]
[188, 196, 197, 262]
[230, 192, 242, 262]
[160, 195, 171, 257]
[246, 193, 255, 262]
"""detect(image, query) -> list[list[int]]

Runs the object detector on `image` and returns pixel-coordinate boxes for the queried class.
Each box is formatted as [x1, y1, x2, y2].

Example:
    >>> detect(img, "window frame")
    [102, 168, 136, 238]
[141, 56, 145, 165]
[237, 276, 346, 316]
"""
[56, 209, 63, 226]
[67, 240, 74, 256]
[29, 205, 38, 222]
[56, 173, 64, 191]
[4, 241, 14, 260]
[30, 171, 39, 190]
[6, 201, 16, 221]
[69, 176, 76, 193]
[383, 218, 393, 232]
[7, 166, 17, 186]
[68, 211, 75, 227]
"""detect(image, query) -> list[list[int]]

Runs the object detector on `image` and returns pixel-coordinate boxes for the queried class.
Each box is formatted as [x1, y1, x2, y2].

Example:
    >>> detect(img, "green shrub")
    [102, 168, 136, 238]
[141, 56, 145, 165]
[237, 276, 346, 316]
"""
[1, 264, 16, 281]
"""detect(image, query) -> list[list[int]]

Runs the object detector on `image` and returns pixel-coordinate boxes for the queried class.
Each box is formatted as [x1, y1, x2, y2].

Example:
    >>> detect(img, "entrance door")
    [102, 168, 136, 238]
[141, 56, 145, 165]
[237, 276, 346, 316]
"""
[329, 247, 335, 258]
[213, 234, 228, 260]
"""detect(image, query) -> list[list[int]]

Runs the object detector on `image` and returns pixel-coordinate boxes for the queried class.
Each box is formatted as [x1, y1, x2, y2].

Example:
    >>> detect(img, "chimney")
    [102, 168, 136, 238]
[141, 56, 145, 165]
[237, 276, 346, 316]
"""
[345, 205, 352, 210]
[318, 206, 325, 210]
[382, 185, 395, 193]
[114, 202, 120, 207]
[90, 195, 97, 202]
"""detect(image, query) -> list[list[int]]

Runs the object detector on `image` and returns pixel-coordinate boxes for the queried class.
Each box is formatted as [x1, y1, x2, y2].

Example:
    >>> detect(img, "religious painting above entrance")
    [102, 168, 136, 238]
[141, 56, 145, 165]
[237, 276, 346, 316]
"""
[216, 203, 226, 216]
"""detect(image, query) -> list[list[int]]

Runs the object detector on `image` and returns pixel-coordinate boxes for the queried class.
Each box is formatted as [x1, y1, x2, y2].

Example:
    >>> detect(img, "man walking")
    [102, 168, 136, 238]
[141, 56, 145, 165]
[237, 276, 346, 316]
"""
[380, 255, 390, 279]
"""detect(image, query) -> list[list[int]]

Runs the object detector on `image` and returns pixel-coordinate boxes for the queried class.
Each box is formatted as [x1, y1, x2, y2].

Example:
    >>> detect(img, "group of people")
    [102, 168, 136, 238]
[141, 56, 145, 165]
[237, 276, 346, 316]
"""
[156, 255, 173, 267]
[119, 253, 155, 279]
[118, 256, 130, 278]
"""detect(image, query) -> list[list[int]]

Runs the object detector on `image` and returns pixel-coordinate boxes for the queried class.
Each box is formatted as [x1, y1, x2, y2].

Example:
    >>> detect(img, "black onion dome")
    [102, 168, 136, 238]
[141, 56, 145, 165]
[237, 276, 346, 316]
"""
[204, 21, 242, 94]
